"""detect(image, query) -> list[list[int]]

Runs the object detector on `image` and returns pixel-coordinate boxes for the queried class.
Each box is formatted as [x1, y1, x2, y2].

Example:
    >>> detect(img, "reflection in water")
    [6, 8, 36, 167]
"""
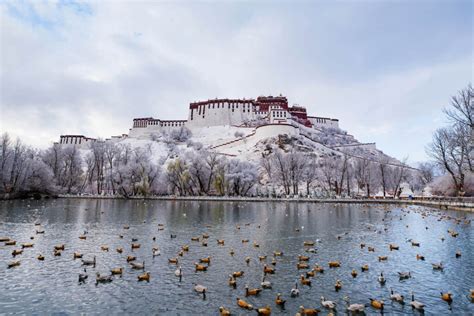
[0, 199, 472, 314]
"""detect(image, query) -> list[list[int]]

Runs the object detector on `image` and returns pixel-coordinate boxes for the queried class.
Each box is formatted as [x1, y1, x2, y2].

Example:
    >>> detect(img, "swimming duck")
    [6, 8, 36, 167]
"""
[78, 268, 87, 283]
[37, 254, 45, 261]
[219, 306, 231, 316]
[199, 257, 211, 264]
[131, 243, 140, 249]
[378, 256, 388, 262]
[130, 261, 145, 270]
[320, 296, 336, 309]
[370, 298, 384, 311]
[21, 242, 34, 248]
[378, 272, 386, 285]
[441, 292, 453, 304]
[360, 243, 366, 248]
[152, 247, 160, 257]
[116, 247, 123, 254]
[455, 251, 461, 258]
[195, 263, 208, 271]
[297, 262, 309, 269]
[298, 305, 320, 315]
[389, 244, 399, 251]
[7, 260, 20, 268]
[410, 292, 425, 311]
[236, 297, 253, 310]
[79, 235, 86, 240]
[232, 271, 244, 278]
[241, 239, 249, 243]
[127, 255, 136, 262]
[12, 249, 23, 256]
[303, 241, 315, 246]
[201, 241, 208, 247]
[138, 272, 150, 282]
[263, 265, 275, 274]
[54, 244, 65, 251]
[334, 280, 342, 291]
[351, 269, 358, 278]
[53, 250, 61, 256]
[416, 254, 425, 261]
[5, 240, 16, 246]
[343, 296, 365, 313]
[73, 252, 83, 259]
[194, 284, 207, 299]
[300, 275, 312, 287]
[111, 267, 123, 275]
[298, 255, 310, 261]
[182, 245, 189, 252]
[261, 275, 272, 289]
[96, 272, 113, 285]
[306, 248, 317, 253]
[202, 233, 209, 239]
[273, 251, 283, 256]
[432, 262, 444, 270]
[175, 266, 183, 277]
[390, 288, 404, 303]
[290, 282, 300, 297]
[328, 261, 341, 268]
[314, 265, 325, 273]
[101, 245, 109, 252]
[191, 236, 200, 242]
[229, 249, 235, 256]
[411, 240, 420, 247]
[228, 275, 237, 288]
[306, 269, 316, 278]
[259, 255, 267, 261]
[367, 246, 375, 252]
[398, 271, 411, 279]
[82, 256, 96, 267]
[253, 242, 260, 248]
[275, 293, 286, 307]
[245, 285, 262, 296]
[217, 239, 225, 245]
[256, 305, 271, 316]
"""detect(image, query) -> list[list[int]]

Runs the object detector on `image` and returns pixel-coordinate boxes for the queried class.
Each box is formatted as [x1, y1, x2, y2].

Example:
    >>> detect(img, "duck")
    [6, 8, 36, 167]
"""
[182, 245, 189, 252]
[130, 261, 145, 270]
[174, 266, 183, 277]
[351, 269, 358, 278]
[191, 236, 200, 242]
[455, 251, 461, 258]
[378, 272, 386, 285]
[328, 261, 341, 268]
[202, 233, 209, 239]
[245, 285, 262, 296]
[116, 247, 123, 254]
[390, 288, 404, 303]
[5, 240, 16, 246]
[151, 247, 160, 257]
[138, 272, 150, 282]
[261, 275, 272, 289]
[219, 306, 231, 316]
[111, 267, 123, 275]
[273, 251, 283, 256]
[389, 243, 399, 251]
[78, 268, 88, 282]
[441, 292, 453, 304]
[12, 249, 23, 256]
[195, 262, 208, 271]
[228, 275, 237, 288]
[236, 297, 253, 310]
[314, 265, 325, 273]
[194, 283, 207, 299]
[168, 257, 178, 264]
[303, 241, 315, 246]
[7, 260, 20, 268]
[259, 255, 267, 261]
[53, 250, 61, 256]
[298, 305, 320, 315]
[368, 246, 375, 252]
[360, 243, 366, 248]
[275, 293, 286, 307]
[320, 296, 336, 309]
[298, 255, 310, 261]
[300, 275, 312, 286]
[199, 257, 211, 264]
[306, 269, 316, 278]
[263, 265, 275, 274]
[37, 254, 45, 261]
[127, 255, 136, 262]
[131, 243, 140, 249]
[410, 292, 425, 311]
[96, 272, 113, 285]
[334, 280, 342, 291]
[79, 235, 87, 240]
[244, 256, 251, 265]
[290, 282, 300, 297]
[398, 271, 411, 279]
[416, 254, 425, 261]
[306, 248, 317, 253]
[256, 305, 271, 316]
[217, 239, 225, 245]
[229, 249, 235, 256]
[232, 271, 244, 278]
[201, 241, 208, 247]
[344, 296, 365, 313]
[73, 252, 83, 259]
[378, 256, 388, 262]
[82, 256, 96, 267]
[101, 245, 109, 252]
[297, 262, 309, 269]
[432, 262, 444, 270]
[21, 242, 34, 248]
[370, 298, 384, 311]
[411, 240, 420, 247]
[36, 229, 45, 234]
[253, 242, 260, 248]
[54, 244, 65, 251]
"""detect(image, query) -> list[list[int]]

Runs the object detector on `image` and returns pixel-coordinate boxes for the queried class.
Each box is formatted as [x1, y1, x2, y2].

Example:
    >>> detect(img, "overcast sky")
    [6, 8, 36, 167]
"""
[0, 1, 472, 162]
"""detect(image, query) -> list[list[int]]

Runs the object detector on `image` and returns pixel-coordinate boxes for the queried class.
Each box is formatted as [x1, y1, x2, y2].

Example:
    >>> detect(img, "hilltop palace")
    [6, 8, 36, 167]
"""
[58, 95, 339, 147]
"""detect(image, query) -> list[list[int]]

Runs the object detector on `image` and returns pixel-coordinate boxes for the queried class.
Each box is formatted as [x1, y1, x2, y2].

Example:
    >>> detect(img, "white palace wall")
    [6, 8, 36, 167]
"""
[187, 101, 255, 128]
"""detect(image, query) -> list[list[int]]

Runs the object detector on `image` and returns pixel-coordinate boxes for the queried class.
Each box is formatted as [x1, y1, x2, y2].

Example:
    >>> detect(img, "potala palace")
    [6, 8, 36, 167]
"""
[58, 95, 340, 147]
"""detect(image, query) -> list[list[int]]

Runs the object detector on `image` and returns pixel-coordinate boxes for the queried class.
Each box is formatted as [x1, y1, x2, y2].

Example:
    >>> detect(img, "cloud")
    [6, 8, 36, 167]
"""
[0, 0, 472, 163]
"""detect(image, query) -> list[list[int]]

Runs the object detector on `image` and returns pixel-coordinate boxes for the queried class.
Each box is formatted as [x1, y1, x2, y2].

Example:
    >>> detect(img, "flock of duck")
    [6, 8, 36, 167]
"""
[1, 204, 473, 315]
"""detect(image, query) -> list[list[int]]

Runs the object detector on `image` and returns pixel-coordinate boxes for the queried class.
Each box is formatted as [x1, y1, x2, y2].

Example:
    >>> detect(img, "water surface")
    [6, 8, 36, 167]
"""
[0, 199, 472, 315]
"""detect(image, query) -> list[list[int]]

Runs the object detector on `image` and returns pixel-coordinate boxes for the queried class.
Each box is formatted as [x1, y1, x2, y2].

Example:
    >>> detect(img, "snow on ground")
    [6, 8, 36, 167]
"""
[190, 125, 255, 148]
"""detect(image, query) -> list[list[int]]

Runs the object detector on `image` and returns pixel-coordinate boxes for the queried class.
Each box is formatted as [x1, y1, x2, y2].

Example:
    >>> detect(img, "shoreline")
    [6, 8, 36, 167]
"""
[55, 194, 474, 212]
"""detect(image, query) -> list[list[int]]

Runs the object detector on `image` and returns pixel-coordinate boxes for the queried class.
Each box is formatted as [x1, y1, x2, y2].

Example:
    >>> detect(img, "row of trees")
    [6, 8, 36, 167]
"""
[427, 84, 473, 196]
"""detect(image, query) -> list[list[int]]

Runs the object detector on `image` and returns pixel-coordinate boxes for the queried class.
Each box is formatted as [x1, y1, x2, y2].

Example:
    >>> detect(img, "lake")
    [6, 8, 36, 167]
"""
[0, 198, 472, 315]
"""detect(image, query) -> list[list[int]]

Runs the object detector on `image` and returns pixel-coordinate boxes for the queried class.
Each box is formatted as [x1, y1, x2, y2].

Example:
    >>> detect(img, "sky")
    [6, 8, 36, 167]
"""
[0, 0, 472, 163]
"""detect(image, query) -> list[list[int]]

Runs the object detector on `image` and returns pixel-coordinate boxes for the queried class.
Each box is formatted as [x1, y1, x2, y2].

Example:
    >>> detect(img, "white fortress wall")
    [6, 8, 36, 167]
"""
[308, 116, 339, 129]
[187, 99, 255, 128]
